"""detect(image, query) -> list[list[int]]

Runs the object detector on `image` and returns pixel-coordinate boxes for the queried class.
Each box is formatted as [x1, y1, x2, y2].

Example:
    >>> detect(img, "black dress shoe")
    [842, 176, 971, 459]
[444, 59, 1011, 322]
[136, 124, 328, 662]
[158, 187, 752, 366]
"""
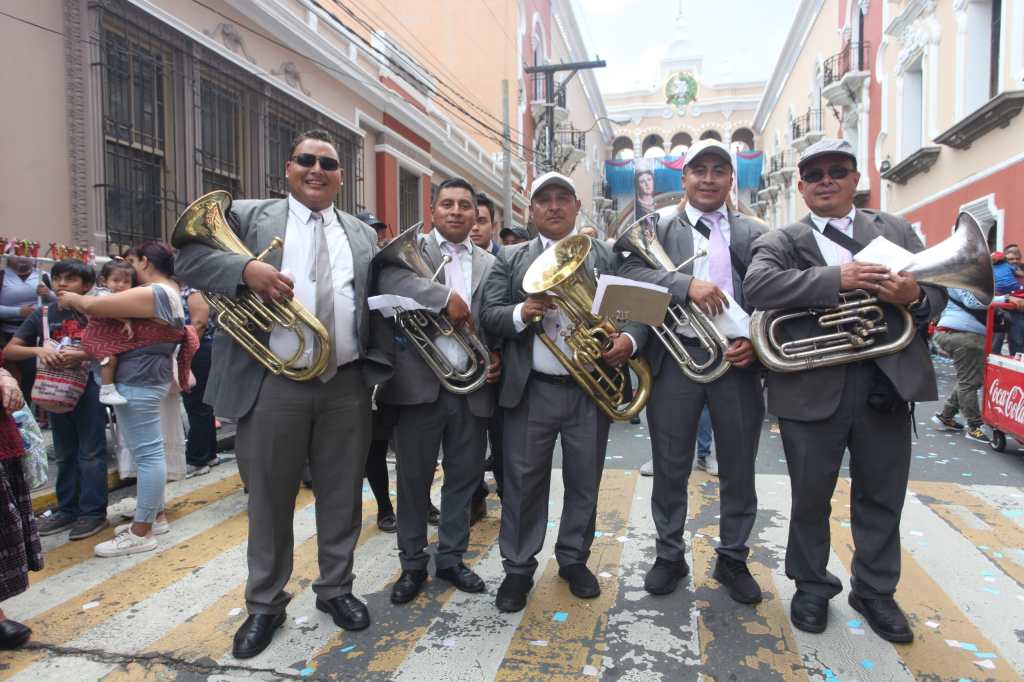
[390, 570, 428, 604]
[436, 563, 485, 593]
[849, 593, 913, 643]
[712, 555, 763, 604]
[428, 503, 440, 526]
[469, 497, 487, 526]
[0, 619, 32, 650]
[644, 557, 690, 595]
[232, 612, 286, 659]
[316, 594, 370, 631]
[558, 563, 600, 599]
[495, 573, 534, 613]
[377, 511, 397, 533]
[790, 590, 829, 633]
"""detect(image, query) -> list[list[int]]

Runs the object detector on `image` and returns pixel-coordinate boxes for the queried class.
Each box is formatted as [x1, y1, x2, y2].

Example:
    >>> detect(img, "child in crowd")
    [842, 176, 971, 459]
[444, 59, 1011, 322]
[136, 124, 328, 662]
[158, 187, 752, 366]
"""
[2, 259, 109, 540]
[95, 259, 137, 406]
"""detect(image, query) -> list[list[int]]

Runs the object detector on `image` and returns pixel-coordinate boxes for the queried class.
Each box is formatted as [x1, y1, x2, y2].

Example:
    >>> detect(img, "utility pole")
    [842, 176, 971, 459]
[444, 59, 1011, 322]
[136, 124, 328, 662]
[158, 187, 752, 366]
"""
[523, 59, 606, 172]
[502, 79, 513, 232]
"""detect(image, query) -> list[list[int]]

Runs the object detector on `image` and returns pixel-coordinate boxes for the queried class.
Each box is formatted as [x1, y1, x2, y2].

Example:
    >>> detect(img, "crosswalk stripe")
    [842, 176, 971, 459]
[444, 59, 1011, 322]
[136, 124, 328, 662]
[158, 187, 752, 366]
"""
[492, 469, 637, 680]
[829, 478, 1022, 681]
[33, 471, 243, 583]
[909, 480, 1024, 588]
[2, 488, 315, 677]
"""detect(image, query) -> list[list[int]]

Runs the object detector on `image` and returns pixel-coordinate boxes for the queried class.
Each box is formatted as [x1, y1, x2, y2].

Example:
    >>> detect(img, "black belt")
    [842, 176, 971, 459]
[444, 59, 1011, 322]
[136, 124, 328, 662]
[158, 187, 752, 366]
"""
[530, 370, 576, 386]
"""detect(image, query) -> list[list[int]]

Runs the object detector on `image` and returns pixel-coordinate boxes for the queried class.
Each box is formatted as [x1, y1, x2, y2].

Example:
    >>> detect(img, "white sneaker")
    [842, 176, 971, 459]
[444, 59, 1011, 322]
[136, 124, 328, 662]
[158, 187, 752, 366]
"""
[115, 519, 169, 536]
[94, 528, 158, 557]
[108, 497, 137, 520]
[639, 459, 654, 477]
[99, 384, 128, 406]
[186, 464, 211, 478]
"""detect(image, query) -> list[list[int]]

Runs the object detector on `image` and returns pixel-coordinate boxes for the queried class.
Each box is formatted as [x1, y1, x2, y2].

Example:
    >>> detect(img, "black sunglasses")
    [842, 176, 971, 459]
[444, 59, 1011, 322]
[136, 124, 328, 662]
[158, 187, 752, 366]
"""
[800, 166, 854, 183]
[290, 153, 341, 172]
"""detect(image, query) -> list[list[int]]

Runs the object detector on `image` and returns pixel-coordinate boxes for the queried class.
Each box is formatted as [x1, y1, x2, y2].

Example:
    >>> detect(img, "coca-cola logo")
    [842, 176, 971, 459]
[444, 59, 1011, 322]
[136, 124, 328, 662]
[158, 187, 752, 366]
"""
[988, 378, 1024, 424]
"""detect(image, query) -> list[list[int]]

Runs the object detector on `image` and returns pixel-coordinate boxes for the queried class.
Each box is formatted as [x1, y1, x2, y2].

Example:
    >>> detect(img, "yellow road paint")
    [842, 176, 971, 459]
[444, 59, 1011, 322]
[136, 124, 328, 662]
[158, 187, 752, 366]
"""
[830, 479, 1019, 681]
[493, 470, 636, 681]
[909, 480, 1024, 587]
[33, 474, 244, 583]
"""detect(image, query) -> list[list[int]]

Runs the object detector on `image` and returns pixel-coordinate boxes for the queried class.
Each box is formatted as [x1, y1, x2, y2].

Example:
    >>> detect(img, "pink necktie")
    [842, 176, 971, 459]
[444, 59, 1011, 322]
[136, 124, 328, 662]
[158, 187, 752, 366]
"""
[702, 212, 734, 297]
[442, 242, 469, 305]
[828, 217, 854, 264]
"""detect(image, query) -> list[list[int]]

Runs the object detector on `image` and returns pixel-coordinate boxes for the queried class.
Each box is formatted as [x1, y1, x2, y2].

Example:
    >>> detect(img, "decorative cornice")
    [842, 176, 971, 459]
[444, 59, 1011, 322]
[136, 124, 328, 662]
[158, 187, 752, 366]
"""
[881, 145, 940, 184]
[203, 22, 257, 64]
[934, 89, 1024, 149]
[884, 0, 936, 38]
[271, 62, 310, 96]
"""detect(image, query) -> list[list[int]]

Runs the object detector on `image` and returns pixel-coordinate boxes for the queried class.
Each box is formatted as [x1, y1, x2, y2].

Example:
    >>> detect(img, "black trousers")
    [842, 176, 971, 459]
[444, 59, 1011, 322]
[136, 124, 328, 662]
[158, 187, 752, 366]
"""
[183, 337, 217, 467]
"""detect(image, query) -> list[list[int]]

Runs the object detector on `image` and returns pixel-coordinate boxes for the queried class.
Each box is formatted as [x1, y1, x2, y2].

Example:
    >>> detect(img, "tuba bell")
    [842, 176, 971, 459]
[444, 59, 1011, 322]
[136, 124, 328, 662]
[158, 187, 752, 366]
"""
[522, 235, 652, 421]
[750, 211, 994, 373]
[171, 190, 331, 381]
[373, 224, 491, 395]
[614, 207, 732, 383]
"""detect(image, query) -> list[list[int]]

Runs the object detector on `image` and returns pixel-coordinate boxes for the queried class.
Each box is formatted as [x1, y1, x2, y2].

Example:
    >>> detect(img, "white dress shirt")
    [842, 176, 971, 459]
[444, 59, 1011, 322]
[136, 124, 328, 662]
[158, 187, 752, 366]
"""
[431, 229, 474, 371]
[683, 202, 731, 283]
[269, 194, 359, 369]
[512, 235, 635, 375]
[808, 207, 858, 267]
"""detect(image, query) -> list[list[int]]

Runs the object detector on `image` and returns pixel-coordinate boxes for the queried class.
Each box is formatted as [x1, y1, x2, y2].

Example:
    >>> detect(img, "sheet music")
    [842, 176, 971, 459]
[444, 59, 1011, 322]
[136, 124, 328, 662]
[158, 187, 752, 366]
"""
[854, 236, 915, 273]
[368, 294, 427, 318]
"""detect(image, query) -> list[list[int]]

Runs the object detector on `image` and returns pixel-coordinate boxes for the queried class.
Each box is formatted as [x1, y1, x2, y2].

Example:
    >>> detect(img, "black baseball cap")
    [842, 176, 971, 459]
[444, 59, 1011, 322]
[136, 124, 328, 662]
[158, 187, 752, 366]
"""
[356, 212, 387, 231]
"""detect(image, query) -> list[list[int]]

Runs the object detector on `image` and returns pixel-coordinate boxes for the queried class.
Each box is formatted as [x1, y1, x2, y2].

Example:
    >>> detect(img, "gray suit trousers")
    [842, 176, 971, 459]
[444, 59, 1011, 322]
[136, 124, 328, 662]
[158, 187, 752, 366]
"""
[394, 390, 487, 571]
[235, 364, 371, 614]
[500, 377, 610, 576]
[779, 361, 911, 600]
[648, 352, 764, 563]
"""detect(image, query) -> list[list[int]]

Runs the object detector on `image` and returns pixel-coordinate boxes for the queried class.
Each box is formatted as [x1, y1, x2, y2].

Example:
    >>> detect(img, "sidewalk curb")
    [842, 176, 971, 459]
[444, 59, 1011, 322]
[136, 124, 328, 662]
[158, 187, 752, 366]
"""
[30, 427, 237, 514]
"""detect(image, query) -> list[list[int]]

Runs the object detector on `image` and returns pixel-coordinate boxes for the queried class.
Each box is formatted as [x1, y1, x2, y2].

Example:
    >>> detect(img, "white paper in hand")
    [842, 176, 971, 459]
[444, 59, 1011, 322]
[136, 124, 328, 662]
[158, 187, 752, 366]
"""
[854, 236, 915, 273]
[711, 292, 751, 339]
[368, 294, 425, 318]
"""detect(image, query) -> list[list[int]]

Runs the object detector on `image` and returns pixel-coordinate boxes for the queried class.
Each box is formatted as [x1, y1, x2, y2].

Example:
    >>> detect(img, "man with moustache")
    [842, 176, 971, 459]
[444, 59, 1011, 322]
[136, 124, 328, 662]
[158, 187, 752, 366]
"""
[374, 178, 500, 604]
[743, 139, 946, 642]
[176, 129, 393, 658]
[481, 172, 648, 612]
[619, 139, 767, 603]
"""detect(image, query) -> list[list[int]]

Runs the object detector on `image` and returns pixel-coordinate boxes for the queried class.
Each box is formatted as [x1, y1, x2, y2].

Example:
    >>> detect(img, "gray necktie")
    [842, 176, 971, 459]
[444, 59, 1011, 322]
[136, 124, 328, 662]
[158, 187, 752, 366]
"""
[309, 212, 337, 383]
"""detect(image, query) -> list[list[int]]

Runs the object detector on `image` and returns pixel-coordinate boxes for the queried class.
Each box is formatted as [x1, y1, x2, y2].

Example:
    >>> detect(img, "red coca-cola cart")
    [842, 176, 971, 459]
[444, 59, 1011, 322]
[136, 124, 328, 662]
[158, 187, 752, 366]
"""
[982, 302, 1024, 452]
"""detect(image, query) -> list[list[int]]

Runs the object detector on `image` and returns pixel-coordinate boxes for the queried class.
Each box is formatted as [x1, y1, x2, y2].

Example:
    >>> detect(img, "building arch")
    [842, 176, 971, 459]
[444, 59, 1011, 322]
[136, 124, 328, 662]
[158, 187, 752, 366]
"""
[669, 131, 692, 156]
[612, 136, 635, 160]
[642, 134, 665, 158]
[730, 128, 754, 151]
[699, 130, 722, 141]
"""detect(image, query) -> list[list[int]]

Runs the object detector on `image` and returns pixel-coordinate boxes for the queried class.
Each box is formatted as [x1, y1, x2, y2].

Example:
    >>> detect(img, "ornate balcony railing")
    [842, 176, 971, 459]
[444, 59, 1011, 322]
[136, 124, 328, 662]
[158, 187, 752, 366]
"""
[823, 42, 871, 88]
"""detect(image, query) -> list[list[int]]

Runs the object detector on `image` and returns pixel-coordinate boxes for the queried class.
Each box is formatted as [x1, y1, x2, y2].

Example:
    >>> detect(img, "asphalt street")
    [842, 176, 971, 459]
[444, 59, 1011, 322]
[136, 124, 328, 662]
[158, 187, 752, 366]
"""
[5, 359, 1024, 681]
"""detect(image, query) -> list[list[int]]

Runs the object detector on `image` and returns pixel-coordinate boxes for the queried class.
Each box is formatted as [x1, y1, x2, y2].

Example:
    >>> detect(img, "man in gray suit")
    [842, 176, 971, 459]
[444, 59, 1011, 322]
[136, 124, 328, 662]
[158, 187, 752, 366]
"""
[619, 139, 767, 604]
[375, 178, 500, 604]
[175, 129, 392, 659]
[743, 138, 946, 643]
[481, 171, 648, 613]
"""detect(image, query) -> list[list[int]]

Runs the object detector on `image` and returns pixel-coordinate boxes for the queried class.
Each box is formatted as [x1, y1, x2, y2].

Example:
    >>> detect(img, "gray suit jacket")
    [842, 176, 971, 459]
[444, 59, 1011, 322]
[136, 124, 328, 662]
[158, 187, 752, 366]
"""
[175, 198, 394, 419]
[619, 209, 768, 375]
[375, 235, 497, 417]
[481, 235, 650, 410]
[743, 209, 947, 421]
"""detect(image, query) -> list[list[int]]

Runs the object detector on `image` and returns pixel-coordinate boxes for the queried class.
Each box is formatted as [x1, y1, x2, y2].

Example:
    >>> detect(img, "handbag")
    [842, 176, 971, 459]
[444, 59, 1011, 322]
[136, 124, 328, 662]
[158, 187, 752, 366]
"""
[12, 405, 48, 489]
[30, 307, 89, 414]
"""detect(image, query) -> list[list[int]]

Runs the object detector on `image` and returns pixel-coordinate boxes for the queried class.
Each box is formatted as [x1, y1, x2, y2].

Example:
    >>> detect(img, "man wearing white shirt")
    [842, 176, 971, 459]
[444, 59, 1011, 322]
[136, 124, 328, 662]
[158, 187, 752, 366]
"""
[744, 138, 947, 643]
[481, 172, 648, 613]
[374, 178, 499, 605]
[619, 139, 767, 604]
[175, 130, 394, 658]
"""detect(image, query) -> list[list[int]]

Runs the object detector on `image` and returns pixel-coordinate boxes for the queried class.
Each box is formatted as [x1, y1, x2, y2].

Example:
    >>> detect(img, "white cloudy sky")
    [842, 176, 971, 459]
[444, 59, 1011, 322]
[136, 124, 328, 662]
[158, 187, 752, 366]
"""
[572, 0, 802, 93]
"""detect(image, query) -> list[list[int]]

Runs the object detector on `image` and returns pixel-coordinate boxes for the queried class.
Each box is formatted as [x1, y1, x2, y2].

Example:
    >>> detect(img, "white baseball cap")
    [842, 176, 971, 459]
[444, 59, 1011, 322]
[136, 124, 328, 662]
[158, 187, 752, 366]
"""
[529, 171, 577, 200]
[683, 139, 733, 168]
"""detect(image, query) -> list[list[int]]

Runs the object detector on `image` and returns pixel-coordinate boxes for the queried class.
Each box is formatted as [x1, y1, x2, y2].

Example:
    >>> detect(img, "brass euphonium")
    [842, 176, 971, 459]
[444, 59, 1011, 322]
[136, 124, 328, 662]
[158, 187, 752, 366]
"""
[614, 208, 732, 383]
[522, 235, 652, 421]
[750, 211, 995, 372]
[171, 190, 331, 381]
[373, 224, 490, 395]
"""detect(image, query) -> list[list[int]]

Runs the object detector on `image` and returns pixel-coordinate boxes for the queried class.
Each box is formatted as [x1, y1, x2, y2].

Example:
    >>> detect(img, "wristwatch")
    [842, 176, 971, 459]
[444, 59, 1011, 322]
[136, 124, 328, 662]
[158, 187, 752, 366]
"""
[907, 290, 927, 311]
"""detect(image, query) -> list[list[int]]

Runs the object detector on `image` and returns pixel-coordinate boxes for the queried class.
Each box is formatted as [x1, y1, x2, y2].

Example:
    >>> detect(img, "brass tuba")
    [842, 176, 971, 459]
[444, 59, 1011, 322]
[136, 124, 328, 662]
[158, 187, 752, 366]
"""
[614, 207, 732, 383]
[171, 190, 331, 381]
[522, 235, 652, 421]
[373, 224, 490, 394]
[750, 211, 994, 373]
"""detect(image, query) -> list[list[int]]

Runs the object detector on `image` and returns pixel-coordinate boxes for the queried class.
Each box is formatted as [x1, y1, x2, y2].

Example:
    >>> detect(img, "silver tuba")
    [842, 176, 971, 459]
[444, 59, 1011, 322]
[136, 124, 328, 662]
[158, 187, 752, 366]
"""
[374, 224, 491, 394]
[750, 211, 994, 373]
[613, 207, 732, 383]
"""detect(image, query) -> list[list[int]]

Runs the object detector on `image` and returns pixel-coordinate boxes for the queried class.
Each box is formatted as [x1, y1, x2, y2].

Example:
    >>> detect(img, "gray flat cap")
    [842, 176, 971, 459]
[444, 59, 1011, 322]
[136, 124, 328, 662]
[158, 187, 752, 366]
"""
[798, 138, 857, 171]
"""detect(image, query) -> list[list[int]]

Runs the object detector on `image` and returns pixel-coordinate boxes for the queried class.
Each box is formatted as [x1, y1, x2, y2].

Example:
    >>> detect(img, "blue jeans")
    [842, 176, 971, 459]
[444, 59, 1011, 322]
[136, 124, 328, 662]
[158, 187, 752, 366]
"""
[696, 405, 713, 456]
[52, 379, 109, 519]
[114, 383, 168, 523]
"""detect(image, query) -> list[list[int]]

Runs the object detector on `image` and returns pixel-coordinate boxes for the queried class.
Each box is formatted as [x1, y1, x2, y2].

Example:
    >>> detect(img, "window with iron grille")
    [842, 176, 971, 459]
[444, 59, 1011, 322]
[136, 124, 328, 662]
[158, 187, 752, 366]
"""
[399, 168, 421, 229]
[93, 0, 364, 254]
